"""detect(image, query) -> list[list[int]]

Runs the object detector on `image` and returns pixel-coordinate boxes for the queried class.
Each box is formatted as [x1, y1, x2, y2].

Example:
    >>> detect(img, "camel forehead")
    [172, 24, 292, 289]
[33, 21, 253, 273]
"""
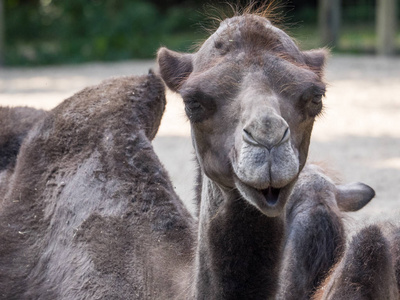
[185, 54, 319, 100]
[194, 15, 305, 70]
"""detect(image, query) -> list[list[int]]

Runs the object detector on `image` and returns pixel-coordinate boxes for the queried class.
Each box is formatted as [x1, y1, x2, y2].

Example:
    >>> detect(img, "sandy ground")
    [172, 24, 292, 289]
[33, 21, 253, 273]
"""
[1, 55, 399, 227]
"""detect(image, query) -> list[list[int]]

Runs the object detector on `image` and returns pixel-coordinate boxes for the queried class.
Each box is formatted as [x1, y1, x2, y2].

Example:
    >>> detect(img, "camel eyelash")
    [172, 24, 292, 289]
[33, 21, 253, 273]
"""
[311, 93, 324, 105]
[183, 90, 217, 110]
[182, 95, 208, 122]
[300, 84, 326, 104]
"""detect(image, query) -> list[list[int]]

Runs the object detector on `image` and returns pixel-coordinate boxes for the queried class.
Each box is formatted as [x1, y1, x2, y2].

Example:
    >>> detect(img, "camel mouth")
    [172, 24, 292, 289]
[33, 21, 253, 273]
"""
[234, 178, 288, 217]
[259, 187, 281, 206]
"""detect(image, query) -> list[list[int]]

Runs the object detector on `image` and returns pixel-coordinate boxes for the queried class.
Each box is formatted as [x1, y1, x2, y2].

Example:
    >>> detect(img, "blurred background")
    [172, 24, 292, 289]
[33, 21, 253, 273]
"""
[0, 0, 399, 66]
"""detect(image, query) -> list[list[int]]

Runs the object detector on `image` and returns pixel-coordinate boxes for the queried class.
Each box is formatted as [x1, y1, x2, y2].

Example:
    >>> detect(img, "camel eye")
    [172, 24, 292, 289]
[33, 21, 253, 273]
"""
[311, 94, 323, 105]
[312, 85, 325, 103]
[299, 84, 325, 117]
[181, 90, 217, 123]
[301, 85, 325, 105]
[308, 94, 324, 117]
[183, 97, 207, 122]
[185, 100, 204, 117]
[299, 87, 325, 117]
[185, 100, 202, 111]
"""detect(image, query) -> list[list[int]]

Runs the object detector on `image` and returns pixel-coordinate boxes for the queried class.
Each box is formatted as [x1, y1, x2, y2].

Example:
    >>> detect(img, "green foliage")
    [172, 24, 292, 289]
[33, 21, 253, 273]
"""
[289, 5, 318, 24]
[3, 1, 399, 65]
[4, 0, 206, 65]
[342, 0, 375, 23]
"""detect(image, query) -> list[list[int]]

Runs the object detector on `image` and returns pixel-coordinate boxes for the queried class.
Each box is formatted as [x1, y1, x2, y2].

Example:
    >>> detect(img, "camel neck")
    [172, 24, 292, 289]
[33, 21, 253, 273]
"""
[193, 176, 284, 299]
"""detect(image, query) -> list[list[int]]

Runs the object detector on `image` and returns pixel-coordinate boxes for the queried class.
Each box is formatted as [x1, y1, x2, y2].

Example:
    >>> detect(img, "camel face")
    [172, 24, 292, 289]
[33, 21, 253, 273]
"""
[158, 14, 327, 217]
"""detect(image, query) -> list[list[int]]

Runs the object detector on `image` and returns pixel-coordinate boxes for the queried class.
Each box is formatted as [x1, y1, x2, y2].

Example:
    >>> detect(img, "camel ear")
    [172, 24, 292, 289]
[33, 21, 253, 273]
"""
[157, 47, 193, 92]
[336, 182, 375, 212]
[303, 48, 329, 77]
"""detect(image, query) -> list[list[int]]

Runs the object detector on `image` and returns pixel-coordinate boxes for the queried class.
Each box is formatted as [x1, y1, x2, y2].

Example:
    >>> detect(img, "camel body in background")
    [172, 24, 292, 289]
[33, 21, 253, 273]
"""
[313, 224, 400, 299]
[0, 73, 197, 299]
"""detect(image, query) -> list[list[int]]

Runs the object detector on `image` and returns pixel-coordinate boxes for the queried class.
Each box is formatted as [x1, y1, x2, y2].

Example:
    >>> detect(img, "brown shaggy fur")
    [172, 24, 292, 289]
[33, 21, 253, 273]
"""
[0, 72, 195, 299]
[313, 225, 399, 299]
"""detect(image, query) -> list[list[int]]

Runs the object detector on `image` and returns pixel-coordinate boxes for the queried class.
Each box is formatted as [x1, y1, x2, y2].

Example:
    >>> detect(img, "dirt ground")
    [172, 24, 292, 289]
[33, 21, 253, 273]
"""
[1, 55, 399, 228]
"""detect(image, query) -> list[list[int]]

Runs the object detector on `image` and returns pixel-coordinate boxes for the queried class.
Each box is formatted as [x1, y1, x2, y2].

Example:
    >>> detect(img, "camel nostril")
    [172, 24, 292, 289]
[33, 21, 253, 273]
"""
[278, 127, 290, 145]
[243, 129, 260, 146]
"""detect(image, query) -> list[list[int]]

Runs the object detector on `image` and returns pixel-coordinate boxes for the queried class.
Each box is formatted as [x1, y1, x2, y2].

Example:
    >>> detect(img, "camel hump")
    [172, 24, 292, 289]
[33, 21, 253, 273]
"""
[336, 182, 375, 212]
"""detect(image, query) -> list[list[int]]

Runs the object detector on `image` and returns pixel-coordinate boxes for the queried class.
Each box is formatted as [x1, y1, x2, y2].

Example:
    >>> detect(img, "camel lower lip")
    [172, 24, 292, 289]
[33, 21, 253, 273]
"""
[233, 177, 287, 217]
[259, 187, 281, 205]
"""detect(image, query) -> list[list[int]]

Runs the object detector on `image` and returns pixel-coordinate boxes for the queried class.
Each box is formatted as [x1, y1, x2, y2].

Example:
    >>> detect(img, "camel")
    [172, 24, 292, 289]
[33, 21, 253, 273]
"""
[278, 164, 375, 299]
[0, 72, 197, 299]
[0, 8, 376, 300]
[313, 224, 399, 299]
[157, 11, 329, 299]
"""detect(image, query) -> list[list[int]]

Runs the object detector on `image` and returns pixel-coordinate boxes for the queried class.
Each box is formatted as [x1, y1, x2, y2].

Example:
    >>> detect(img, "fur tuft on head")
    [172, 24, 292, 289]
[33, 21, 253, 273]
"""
[201, 0, 287, 36]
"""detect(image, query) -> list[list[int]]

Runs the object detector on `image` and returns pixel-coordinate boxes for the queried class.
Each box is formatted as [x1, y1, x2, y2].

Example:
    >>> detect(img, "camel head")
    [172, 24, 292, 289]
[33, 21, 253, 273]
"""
[291, 163, 376, 214]
[158, 14, 328, 217]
